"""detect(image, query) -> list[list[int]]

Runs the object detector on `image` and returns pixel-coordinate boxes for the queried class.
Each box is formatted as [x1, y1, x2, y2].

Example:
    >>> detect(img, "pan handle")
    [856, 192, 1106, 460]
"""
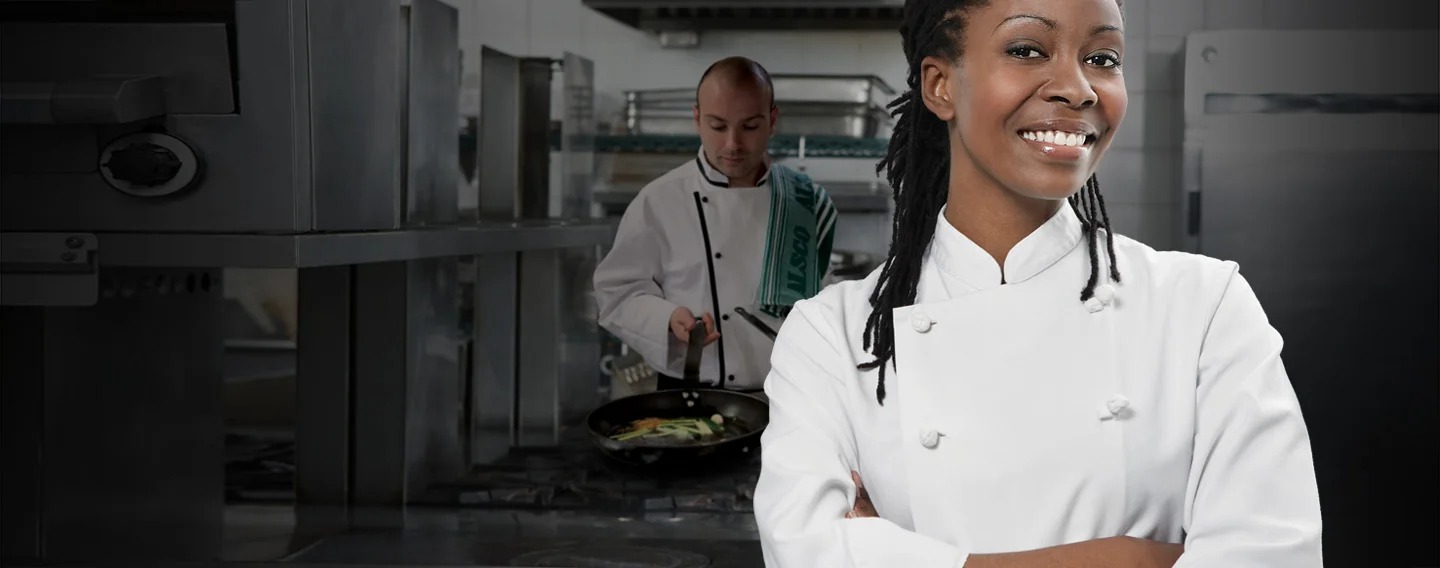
[733, 307, 778, 340]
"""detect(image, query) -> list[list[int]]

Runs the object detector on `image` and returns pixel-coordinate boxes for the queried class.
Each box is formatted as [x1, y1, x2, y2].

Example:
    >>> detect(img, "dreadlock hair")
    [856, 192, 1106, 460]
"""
[859, 0, 1122, 406]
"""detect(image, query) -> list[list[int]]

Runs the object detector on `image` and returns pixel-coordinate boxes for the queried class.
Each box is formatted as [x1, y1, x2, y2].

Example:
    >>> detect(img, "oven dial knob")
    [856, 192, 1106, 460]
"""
[99, 132, 201, 198]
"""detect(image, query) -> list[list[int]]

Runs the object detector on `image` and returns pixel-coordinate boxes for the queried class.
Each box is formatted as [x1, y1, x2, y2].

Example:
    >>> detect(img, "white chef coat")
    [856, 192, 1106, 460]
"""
[594, 149, 799, 389]
[753, 203, 1323, 567]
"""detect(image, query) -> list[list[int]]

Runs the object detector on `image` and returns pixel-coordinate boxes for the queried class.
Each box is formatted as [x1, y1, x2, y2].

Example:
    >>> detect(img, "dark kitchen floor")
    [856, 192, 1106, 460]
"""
[223, 504, 762, 567]
[222, 424, 765, 568]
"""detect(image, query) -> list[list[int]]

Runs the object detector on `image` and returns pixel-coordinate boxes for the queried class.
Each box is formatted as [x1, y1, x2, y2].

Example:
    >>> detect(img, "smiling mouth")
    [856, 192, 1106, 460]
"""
[1019, 130, 1097, 148]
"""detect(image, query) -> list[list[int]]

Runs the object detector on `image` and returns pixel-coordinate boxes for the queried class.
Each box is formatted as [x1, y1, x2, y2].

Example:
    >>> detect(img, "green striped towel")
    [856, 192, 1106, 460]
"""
[757, 165, 837, 319]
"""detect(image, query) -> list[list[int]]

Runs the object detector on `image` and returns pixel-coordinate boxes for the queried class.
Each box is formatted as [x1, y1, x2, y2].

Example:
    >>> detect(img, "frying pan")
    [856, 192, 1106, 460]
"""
[586, 317, 770, 468]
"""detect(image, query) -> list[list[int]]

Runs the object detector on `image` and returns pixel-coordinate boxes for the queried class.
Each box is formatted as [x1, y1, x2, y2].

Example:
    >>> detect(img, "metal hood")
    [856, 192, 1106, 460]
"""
[582, 0, 903, 31]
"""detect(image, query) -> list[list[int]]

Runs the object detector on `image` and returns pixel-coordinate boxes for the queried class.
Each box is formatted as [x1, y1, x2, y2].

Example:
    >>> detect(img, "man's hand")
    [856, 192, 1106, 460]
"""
[670, 307, 720, 346]
[845, 471, 878, 519]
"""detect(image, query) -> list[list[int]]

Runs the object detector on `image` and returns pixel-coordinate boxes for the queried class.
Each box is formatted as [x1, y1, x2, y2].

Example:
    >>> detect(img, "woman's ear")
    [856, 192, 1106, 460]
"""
[919, 55, 955, 122]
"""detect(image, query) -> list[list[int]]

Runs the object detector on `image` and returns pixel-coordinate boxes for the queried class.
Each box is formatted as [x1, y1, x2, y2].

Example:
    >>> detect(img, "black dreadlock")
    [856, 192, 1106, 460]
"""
[859, 0, 1122, 405]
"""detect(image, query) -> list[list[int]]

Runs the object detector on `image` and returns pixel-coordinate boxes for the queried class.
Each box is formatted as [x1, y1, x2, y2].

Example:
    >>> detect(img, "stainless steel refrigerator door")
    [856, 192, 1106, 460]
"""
[1184, 30, 1439, 566]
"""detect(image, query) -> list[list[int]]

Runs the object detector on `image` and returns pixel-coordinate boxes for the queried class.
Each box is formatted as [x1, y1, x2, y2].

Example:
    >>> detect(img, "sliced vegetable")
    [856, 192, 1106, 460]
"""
[607, 416, 731, 442]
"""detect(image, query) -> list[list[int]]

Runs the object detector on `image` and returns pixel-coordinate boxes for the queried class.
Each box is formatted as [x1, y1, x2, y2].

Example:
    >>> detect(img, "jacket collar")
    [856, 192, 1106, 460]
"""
[930, 202, 1085, 290]
[695, 147, 771, 188]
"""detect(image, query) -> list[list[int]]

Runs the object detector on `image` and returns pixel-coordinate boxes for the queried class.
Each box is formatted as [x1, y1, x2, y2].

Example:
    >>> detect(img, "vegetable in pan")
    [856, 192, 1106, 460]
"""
[609, 414, 742, 443]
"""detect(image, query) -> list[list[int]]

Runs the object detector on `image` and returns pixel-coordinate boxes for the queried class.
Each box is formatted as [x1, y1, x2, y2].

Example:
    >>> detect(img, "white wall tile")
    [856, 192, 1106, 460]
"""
[1119, 37, 1148, 95]
[1096, 149, 1145, 202]
[1110, 90, 1146, 150]
[1148, 0, 1205, 37]
[1204, 0, 1265, 30]
[1143, 35, 1186, 92]
[1107, 202, 1179, 250]
[1097, 149, 1179, 205]
[469, 0, 529, 54]
[1111, 91, 1180, 149]
[1139, 149, 1182, 203]
[1122, 0, 1150, 35]
[1141, 91, 1181, 148]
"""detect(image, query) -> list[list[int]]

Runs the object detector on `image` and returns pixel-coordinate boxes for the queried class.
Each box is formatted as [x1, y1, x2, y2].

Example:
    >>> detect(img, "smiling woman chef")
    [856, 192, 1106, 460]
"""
[753, 0, 1324, 566]
[594, 57, 836, 391]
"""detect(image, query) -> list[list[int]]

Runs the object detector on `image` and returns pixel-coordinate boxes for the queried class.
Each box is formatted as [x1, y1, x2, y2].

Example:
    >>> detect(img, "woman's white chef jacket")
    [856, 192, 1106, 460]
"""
[753, 203, 1323, 567]
[594, 151, 789, 390]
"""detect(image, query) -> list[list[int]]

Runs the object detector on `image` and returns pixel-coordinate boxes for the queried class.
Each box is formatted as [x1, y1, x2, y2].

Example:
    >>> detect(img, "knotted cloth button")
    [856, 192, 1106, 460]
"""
[1084, 297, 1106, 313]
[1098, 395, 1132, 421]
[1094, 284, 1116, 305]
[919, 429, 941, 449]
[911, 311, 934, 333]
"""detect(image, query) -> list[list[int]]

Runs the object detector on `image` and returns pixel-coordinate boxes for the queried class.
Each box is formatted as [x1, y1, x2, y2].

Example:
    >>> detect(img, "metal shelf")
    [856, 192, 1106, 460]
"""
[85, 219, 618, 268]
[596, 189, 889, 214]
[594, 181, 893, 215]
[546, 133, 890, 158]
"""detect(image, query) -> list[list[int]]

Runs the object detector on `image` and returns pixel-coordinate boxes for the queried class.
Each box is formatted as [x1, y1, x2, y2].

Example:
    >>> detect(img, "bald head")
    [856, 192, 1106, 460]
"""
[696, 56, 775, 109]
[692, 56, 778, 187]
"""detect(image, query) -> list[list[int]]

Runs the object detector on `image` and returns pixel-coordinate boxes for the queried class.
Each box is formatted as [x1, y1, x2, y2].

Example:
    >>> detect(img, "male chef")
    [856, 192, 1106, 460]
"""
[593, 56, 837, 391]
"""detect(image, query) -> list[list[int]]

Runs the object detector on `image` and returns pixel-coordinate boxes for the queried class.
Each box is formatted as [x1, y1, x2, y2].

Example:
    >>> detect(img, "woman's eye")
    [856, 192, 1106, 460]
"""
[1006, 45, 1045, 59]
[1087, 53, 1121, 68]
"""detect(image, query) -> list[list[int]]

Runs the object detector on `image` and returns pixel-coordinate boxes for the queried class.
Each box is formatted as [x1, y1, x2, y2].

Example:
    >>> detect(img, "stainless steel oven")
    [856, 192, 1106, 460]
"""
[0, 0, 458, 233]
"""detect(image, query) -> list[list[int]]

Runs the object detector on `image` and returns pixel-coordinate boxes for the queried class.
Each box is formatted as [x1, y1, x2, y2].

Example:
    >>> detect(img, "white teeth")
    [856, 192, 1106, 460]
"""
[1021, 130, 1089, 148]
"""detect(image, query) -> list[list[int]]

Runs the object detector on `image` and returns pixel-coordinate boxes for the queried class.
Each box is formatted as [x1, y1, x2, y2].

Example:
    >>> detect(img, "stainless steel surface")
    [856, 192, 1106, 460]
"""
[0, 1, 425, 233]
[625, 75, 895, 137]
[516, 250, 564, 447]
[82, 219, 619, 268]
[477, 46, 522, 218]
[0, 232, 98, 306]
[560, 52, 598, 219]
[0, 22, 236, 115]
[307, 0, 403, 231]
[770, 74, 895, 104]
[514, 250, 557, 447]
[0, 76, 166, 125]
[1182, 30, 1439, 566]
[514, 248, 604, 448]
[0, 307, 43, 559]
[292, 266, 353, 551]
[350, 259, 464, 527]
[0, 268, 225, 563]
[596, 186, 891, 214]
[399, 257, 464, 500]
[98, 132, 202, 197]
[629, 109, 885, 137]
[402, 0, 461, 225]
[583, 0, 903, 32]
[519, 57, 555, 218]
[469, 252, 519, 463]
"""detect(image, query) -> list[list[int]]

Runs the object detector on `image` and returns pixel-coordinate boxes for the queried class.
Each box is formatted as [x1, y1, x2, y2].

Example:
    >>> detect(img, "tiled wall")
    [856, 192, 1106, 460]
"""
[450, 0, 1438, 253]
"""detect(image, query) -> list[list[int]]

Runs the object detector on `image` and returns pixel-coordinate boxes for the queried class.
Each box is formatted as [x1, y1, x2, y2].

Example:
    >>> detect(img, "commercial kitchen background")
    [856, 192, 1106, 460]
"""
[1, 0, 1435, 567]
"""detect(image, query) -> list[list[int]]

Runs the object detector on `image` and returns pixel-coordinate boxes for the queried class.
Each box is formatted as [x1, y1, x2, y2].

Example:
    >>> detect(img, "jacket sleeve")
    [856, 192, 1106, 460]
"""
[1176, 268, 1324, 566]
[593, 191, 682, 372]
[755, 301, 969, 568]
